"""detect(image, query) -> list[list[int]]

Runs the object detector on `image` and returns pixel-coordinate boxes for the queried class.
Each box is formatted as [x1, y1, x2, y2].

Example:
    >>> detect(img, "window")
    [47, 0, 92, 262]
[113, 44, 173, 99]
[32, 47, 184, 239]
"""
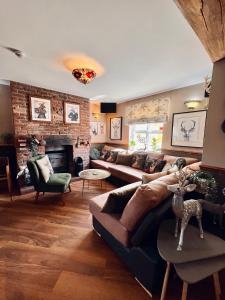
[129, 123, 163, 152]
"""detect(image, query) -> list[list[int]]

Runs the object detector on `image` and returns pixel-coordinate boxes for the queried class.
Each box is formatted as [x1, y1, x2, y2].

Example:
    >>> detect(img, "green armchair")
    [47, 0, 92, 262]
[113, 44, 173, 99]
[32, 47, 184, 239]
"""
[27, 155, 72, 204]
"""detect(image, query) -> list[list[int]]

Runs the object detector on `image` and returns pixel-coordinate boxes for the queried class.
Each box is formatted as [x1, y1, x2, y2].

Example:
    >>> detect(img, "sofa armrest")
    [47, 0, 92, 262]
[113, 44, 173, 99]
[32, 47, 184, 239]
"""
[131, 197, 173, 246]
[101, 181, 142, 214]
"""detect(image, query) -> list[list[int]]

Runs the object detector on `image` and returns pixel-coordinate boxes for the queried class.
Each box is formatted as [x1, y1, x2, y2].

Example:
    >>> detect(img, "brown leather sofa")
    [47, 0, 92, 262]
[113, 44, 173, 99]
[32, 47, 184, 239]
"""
[90, 153, 198, 183]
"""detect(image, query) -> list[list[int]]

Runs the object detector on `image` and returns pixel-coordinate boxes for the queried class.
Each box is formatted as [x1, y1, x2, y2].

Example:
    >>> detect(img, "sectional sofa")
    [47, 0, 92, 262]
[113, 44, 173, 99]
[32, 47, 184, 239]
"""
[89, 147, 200, 294]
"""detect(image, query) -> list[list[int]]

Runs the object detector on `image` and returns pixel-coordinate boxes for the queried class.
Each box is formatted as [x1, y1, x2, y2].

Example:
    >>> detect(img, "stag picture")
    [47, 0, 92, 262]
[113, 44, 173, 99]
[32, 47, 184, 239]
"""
[180, 120, 196, 141]
[110, 117, 122, 140]
[30, 97, 52, 122]
[171, 110, 207, 148]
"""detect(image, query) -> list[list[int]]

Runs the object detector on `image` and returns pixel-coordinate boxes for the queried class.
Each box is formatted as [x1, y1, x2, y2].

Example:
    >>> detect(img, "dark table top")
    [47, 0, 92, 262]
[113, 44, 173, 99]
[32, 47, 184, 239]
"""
[157, 220, 225, 264]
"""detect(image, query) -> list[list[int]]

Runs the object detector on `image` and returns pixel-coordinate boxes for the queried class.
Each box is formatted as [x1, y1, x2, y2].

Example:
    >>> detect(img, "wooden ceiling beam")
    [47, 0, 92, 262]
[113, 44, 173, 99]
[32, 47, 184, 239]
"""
[174, 0, 225, 62]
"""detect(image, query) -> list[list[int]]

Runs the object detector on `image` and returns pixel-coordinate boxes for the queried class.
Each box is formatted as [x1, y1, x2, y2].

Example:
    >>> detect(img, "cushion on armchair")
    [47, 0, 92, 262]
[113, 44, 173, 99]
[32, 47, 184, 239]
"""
[101, 181, 142, 213]
[36, 155, 54, 183]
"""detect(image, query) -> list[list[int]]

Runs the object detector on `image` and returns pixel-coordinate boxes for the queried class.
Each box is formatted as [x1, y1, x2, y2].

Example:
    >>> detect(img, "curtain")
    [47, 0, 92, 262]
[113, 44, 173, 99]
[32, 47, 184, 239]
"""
[124, 97, 170, 125]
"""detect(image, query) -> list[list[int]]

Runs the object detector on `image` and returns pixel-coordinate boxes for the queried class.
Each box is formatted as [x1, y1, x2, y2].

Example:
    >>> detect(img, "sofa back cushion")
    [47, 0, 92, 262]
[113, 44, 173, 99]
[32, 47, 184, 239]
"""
[101, 181, 142, 213]
[120, 173, 178, 231]
[142, 171, 168, 184]
[116, 153, 133, 166]
[131, 153, 147, 169]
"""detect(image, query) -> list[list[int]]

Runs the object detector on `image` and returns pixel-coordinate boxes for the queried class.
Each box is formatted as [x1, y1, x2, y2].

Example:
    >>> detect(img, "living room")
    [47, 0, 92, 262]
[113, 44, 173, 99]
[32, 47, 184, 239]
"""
[0, 1, 225, 300]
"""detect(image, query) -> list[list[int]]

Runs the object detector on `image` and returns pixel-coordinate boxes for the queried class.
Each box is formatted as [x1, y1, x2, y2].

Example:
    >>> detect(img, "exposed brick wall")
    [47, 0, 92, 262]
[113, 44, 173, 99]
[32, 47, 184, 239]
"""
[11, 81, 90, 168]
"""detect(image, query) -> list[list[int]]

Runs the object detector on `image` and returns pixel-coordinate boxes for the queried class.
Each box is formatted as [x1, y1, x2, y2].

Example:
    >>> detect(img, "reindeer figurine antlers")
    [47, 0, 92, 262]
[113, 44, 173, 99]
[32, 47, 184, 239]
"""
[167, 169, 204, 251]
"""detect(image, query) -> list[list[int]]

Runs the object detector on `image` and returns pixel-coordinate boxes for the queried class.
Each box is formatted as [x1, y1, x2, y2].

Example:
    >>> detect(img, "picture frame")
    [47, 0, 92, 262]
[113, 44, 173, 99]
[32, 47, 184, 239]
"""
[98, 121, 105, 136]
[29, 96, 52, 122]
[90, 122, 98, 137]
[110, 117, 122, 140]
[64, 102, 80, 124]
[171, 110, 207, 148]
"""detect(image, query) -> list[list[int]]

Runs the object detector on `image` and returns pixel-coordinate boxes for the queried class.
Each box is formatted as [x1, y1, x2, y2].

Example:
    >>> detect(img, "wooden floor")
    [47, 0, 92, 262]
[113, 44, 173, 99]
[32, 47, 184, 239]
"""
[0, 180, 224, 300]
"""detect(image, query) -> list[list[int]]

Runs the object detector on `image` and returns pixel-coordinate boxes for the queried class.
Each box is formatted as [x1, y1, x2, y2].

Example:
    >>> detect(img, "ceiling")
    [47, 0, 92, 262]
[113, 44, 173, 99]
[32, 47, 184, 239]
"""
[0, 0, 212, 102]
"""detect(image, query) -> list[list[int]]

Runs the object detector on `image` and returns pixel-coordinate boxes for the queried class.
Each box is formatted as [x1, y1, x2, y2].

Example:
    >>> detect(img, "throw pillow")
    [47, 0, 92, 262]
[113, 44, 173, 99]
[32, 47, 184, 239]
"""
[99, 150, 110, 161]
[143, 158, 166, 173]
[106, 151, 119, 163]
[90, 147, 100, 160]
[115, 153, 133, 166]
[131, 153, 147, 170]
[120, 173, 178, 231]
[36, 155, 54, 183]
[101, 181, 142, 213]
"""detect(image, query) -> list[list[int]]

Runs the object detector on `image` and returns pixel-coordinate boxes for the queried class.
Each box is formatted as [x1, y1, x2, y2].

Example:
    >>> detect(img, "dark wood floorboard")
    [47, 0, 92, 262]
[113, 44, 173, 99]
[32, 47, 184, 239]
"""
[0, 181, 224, 300]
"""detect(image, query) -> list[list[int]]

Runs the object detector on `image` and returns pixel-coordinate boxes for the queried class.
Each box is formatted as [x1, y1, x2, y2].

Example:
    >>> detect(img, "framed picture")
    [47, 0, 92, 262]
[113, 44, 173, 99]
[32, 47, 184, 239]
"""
[29, 96, 52, 122]
[98, 121, 105, 135]
[64, 102, 80, 124]
[110, 117, 122, 140]
[171, 110, 207, 148]
[90, 122, 98, 137]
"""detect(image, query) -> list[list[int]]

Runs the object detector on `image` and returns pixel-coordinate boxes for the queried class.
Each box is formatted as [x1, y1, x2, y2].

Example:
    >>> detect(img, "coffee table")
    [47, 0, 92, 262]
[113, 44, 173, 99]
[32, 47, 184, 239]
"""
[158, 220, 225, 300]
[79, 169, 111, 195]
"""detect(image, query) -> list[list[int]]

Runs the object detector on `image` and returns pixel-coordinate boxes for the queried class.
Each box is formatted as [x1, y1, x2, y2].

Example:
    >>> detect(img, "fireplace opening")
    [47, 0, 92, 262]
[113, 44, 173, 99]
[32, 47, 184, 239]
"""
[45, 145, 73, 173]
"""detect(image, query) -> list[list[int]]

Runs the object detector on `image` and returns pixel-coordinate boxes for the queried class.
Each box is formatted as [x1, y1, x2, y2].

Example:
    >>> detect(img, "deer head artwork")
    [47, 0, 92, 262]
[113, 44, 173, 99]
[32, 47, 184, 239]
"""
[112, 119, 121, 138]
[167, 169, 204, 251]
[180, 120, 196, 141]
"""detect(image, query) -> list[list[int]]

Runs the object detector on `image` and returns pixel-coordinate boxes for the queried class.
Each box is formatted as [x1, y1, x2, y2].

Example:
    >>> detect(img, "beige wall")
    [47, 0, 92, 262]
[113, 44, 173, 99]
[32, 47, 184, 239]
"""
[106, 83, 206, 152]
[202, 58, 225, 168]
[0, 83, 13, 142]
[90, 103, 107, 143]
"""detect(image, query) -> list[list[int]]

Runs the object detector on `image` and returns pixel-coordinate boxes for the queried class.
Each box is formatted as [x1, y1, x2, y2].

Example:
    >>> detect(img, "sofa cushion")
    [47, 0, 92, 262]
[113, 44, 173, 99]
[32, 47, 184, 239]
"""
[90, 159, 115, 170]
[143, 158, 166, 174]
[106, 150, 119, 163]
[131, 153, 147, 170]
[90, 147, 101, 160]
[109, 164, 146, 182]
[142, 171, 169, 184]
[120, 173, 178, 231]
[116, 153, 133, 166]
[89, 192, 130, 246]
[102, 181, 142, 213]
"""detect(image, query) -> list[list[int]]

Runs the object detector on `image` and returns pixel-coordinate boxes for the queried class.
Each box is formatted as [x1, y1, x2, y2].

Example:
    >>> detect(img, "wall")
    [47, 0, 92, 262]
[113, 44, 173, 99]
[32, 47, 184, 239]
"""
[106, 83, 207, 152]
[0, 83, 13, 141]
[10, 81, 90, 167]
[90, 103, 107, 143]
[202, 58, 225, 168]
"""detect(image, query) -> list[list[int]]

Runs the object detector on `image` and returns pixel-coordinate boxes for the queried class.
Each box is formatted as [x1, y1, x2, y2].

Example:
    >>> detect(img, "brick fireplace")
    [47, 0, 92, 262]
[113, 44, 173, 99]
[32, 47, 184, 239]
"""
[10, 81, 90, 172]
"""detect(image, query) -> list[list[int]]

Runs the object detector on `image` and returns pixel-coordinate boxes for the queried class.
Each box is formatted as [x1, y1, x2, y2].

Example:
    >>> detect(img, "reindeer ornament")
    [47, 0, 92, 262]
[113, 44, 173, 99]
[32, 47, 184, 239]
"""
[167, 169, 204, 251]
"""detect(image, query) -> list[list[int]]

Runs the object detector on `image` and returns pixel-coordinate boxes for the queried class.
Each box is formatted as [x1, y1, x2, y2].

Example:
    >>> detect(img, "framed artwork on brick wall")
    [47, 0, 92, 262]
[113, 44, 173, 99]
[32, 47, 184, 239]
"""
[171, 110, 207, 148]
[29, 96, 52, 122]
[110, 117, 122, 140]
[64, 102, 80, 124]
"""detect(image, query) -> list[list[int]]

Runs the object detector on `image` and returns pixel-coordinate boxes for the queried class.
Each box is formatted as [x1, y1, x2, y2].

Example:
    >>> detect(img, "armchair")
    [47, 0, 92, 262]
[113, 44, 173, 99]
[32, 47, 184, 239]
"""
[27, 155, 71, 204]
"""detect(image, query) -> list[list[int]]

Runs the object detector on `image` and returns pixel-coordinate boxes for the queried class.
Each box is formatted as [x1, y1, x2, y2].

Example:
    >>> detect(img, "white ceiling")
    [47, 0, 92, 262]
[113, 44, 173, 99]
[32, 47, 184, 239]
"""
[0, 0, 212, 102]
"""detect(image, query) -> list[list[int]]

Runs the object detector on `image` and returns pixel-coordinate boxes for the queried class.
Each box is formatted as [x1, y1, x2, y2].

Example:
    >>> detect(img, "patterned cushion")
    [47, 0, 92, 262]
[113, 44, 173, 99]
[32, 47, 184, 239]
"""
[99, 150, 110, 161]
[106, 151, 119, 163]
[143, 158, 166, 173]
[131, 153, 147, 170]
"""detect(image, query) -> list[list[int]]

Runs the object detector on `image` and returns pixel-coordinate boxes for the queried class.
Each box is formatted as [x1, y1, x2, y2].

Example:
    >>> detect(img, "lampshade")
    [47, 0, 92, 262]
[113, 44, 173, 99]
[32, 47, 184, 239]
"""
[184, 100, 202, 110]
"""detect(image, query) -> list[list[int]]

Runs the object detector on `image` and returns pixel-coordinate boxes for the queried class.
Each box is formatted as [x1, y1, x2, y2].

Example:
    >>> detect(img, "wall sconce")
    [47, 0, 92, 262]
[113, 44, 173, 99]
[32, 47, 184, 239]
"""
[91, 103, 100, 119]
[92, 112, 100, 120]
[184, 99, 202, 110]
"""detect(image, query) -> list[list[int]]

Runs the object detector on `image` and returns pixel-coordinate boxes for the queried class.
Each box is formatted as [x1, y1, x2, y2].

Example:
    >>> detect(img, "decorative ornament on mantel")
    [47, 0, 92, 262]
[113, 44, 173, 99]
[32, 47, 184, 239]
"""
[72, 68, 96, 84]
